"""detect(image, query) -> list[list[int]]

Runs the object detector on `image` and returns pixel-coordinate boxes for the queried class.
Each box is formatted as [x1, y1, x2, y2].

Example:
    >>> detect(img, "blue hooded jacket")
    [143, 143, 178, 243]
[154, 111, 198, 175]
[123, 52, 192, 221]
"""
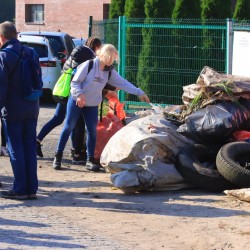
[0, 38, 39, 121]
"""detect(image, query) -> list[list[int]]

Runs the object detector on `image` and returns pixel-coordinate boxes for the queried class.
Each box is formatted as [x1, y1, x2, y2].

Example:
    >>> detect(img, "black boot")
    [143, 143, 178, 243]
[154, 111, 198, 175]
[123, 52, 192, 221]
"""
[36, 140, 43, 157]
[86, 157, 104, 172]
[53, 152, 63, 170]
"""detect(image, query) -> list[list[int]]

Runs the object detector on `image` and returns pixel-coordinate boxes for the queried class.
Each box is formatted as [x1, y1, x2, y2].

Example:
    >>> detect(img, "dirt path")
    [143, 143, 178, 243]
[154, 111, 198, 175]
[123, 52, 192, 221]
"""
[0, 103, 250, 250]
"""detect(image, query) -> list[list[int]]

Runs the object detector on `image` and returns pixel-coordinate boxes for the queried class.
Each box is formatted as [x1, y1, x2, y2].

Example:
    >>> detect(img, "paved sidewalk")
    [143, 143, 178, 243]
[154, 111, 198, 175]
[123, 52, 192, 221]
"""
[0, 200, 123, 249]
[0, 104, 127, 250]
[0, 175, 125, 250]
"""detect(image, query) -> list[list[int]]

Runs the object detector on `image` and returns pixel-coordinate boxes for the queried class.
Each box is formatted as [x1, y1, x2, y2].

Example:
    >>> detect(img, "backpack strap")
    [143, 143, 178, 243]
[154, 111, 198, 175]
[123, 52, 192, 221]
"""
[87, 59, 93, 74]
[1, 47, 22, 77]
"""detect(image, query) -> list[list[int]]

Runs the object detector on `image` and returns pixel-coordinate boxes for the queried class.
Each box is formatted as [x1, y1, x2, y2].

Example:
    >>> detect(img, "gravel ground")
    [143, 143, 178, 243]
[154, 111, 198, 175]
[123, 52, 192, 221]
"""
[0, 102, 250, 250]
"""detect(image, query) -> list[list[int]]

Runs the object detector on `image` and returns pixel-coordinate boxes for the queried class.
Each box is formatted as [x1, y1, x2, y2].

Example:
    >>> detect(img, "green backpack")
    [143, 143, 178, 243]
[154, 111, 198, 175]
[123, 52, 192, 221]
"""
[52, 59, 96, 103]
[52, 68, 74, 103]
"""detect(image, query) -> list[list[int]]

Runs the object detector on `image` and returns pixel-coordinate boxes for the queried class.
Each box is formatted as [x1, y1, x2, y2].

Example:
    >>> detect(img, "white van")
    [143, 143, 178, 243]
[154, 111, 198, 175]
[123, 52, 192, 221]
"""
[18, 34, 62, 94]
[19, 31, 75, 67]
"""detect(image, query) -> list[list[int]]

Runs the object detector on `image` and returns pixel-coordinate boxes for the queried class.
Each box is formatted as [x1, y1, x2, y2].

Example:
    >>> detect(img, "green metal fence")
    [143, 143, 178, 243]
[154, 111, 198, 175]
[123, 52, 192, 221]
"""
[91, 18, 229, 112]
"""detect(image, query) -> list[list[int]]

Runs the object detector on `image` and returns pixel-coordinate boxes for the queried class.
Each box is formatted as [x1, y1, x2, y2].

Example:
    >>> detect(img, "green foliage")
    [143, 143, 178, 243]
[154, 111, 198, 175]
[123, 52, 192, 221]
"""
[233, 0, 250, 20]
[137, 0, 175, 103]
[172, 0, 201, 19]
[0, 0, 15, 23]
[103, 19, 119, 47]
[109, 0, 126, 19]
[201, 0, 230, 72]
[171, 1, 202, 104]
[124, 0, 146, 18]
[201, 0, 232, 19]
[123, 0, 146, 101]
[144, 0, 174, 18]
[107, 0, 123, 50]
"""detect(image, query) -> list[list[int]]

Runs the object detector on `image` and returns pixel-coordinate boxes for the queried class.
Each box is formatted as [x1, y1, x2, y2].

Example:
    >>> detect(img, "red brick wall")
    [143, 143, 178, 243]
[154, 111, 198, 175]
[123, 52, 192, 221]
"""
[16, 0, 111, 38]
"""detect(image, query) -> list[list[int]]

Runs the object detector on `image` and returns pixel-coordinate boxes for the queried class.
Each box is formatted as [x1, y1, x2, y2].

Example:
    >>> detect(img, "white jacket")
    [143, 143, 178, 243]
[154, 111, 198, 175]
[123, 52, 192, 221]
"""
[71, 57, 144, 106]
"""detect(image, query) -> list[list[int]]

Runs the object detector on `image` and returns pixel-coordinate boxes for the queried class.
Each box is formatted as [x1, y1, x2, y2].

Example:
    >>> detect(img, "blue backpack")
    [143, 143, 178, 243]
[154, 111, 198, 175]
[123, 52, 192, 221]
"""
[1, 45, 43, 101]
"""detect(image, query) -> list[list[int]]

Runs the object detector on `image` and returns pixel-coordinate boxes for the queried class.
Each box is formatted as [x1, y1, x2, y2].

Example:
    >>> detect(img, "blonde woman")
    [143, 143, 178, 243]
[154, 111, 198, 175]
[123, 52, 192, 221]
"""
[53, 44, 150, 172]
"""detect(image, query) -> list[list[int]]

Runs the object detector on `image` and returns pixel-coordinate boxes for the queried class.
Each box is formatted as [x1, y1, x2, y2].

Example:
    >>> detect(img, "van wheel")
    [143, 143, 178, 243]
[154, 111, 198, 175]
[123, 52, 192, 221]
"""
[216, 142, 250, 188]
[176, 145, 235, 192]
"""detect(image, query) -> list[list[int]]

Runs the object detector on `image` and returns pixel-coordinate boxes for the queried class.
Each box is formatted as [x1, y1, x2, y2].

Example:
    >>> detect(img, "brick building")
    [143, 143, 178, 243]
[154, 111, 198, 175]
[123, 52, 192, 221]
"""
[15, 0, 111, 38]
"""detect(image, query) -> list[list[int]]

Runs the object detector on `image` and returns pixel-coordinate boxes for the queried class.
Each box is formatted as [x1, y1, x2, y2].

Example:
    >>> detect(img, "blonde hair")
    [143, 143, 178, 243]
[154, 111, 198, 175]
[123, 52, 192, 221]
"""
[97, 44, 119, 63]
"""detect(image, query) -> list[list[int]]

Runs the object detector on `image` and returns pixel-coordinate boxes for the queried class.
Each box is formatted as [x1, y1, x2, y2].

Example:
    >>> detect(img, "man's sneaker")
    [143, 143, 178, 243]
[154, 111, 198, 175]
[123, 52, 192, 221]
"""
[0, 146, 9, 157]
[36, 141, 43, 157]
[27, 194, 37, 200]
[72, 152, 87, 164]
[1, 190, 28, 200]
[86, 157, 105, 172]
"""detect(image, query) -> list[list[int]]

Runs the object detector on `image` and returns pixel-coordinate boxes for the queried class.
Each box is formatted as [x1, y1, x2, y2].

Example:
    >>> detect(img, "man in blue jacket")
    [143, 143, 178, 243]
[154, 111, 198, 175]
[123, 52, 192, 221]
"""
[0, 21, 40, 200]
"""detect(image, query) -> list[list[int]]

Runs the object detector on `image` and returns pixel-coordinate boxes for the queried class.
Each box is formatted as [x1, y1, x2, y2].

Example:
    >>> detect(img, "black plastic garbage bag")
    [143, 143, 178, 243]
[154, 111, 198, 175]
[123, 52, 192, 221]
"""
[177, 101, 250, 144]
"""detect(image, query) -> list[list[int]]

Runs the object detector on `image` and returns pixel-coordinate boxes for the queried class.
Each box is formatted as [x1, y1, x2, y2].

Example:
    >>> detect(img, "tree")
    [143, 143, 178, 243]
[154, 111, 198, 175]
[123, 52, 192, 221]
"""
[124, 0, 145, 18]
[106, 0, 126, 49]
[201, 0, 232, 72]
[201, 0, 232, 19]
[109, 0, 126, 19]
[137, 0, 175, 103]
[144, 0, 174, 17]
[172, 0, 201, 19]
[171, 0, 202, 100]
[122, 0, 145, 100]
[233, 0, 250, 20]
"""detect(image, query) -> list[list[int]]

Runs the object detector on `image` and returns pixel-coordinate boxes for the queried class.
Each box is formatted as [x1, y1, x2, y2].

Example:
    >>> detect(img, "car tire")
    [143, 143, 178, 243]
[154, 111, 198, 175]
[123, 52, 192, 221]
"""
[176, 145, 235, 192]
[216, 142, 250, 188]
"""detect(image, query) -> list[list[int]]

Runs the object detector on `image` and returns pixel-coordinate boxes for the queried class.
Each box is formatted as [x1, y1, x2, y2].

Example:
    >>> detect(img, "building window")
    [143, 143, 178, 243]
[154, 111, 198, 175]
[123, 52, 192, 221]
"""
[103, 4, 109, 20]
[25, 4, 44, 23]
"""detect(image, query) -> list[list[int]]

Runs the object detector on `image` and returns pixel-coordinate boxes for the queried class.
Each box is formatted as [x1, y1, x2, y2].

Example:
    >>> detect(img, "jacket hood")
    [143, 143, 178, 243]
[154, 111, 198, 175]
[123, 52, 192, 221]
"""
[1, 38, 19, 49]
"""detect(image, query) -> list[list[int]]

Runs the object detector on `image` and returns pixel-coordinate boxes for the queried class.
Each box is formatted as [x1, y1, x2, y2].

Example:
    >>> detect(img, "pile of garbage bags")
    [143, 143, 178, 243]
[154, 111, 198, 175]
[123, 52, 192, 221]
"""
[100, 66, 250, 195]
[101, 114, 193, 193]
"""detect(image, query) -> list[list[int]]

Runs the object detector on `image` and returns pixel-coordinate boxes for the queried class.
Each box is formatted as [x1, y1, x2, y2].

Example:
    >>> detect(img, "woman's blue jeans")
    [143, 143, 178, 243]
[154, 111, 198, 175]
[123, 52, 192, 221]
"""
[37, 101, 85, 153]
[3, 118, 38, 195]
[56, 95, 98, 159]
[37, 102, 67, 142]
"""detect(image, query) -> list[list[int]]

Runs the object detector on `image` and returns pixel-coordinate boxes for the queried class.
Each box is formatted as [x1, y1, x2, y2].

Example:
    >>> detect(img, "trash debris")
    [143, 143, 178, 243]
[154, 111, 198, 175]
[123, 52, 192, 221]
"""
[224, 188, 250, 202]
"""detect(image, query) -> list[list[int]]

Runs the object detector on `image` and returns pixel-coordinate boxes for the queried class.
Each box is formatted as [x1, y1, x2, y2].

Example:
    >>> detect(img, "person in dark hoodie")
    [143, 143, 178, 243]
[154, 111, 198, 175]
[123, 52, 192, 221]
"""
[0, 21, 41, 200]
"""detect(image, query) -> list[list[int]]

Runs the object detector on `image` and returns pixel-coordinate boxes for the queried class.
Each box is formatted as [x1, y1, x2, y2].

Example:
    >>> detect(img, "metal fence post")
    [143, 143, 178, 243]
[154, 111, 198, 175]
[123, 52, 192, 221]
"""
[226, 18, 233, 74]
[118, 16, 126, 102]
[88, 16, 93, 38]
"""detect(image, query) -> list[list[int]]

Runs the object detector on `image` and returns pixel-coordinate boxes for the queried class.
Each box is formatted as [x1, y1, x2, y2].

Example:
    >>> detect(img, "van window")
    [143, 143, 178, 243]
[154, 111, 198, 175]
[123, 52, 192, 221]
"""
[64, 34, 75, 55]
[44, 36, 65, 56]
[20, 42, 48, 58]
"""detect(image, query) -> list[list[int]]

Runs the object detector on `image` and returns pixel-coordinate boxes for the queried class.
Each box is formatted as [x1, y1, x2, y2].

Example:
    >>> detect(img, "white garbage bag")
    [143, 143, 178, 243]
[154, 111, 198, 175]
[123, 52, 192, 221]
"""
[100, 114, 194, 193]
